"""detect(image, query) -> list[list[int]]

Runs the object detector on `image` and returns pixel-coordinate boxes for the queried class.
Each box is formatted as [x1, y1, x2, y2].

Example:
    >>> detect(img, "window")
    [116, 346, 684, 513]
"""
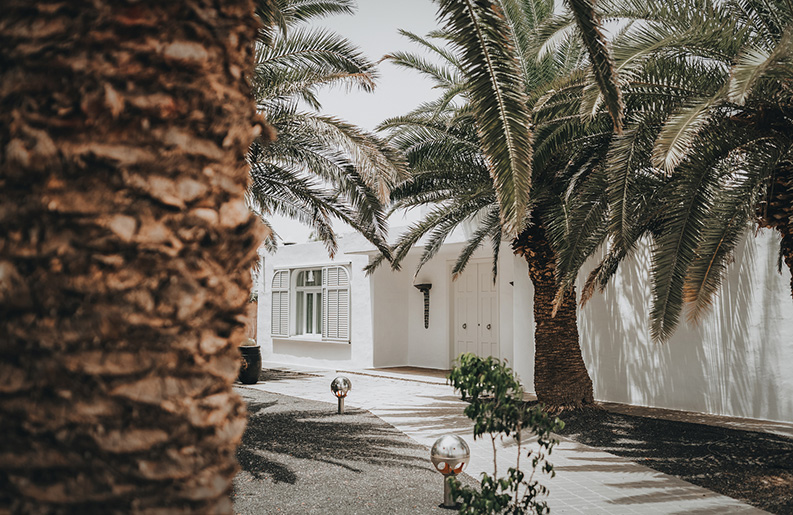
[271, 265, 350, 342]
[295, 269, 322, 336]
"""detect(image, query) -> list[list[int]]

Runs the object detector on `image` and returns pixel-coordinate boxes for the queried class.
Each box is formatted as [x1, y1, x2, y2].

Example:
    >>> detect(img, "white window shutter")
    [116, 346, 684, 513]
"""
[326, 290, 338, 338]
[321, 266, 350, 342]
[271, 270, 289, 337]
[279, 292, 289, 335]
[337, 288, 349, 339]
[327, 267, 338, 287]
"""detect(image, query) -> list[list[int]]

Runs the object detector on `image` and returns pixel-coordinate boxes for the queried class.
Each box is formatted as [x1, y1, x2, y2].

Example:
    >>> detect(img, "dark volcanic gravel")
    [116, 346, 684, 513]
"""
[550, 405, 793, 514]
[233, 387, 478, 514]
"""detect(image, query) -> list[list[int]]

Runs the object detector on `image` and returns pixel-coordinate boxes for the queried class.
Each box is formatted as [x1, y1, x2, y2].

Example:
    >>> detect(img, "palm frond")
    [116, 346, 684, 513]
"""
[683, 137, 784, 321]
[566, 0, 624, 132]
[451, 205, 502, 278]
[651, 93, 722, 173]
[396, 29, 465, 69]
[254, 27, 377, 106]
[435, 0, 534, 237]
[647, 126, 758, 341]
[729, 29, 793, 104]
[279, 0, 356, 24]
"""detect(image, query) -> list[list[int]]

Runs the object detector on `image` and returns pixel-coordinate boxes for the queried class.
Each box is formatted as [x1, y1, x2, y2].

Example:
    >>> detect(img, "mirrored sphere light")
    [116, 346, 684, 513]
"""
[330, 376, 352, 397]
[430, 435, 470, 475]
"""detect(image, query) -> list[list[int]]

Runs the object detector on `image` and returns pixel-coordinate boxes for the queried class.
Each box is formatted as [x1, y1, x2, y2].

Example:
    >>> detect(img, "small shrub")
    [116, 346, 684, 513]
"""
[447, 353, 563, 514]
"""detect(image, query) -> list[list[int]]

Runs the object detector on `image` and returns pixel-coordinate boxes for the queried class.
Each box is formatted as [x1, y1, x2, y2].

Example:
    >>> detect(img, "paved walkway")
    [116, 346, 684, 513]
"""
[243, 363, 768, 514]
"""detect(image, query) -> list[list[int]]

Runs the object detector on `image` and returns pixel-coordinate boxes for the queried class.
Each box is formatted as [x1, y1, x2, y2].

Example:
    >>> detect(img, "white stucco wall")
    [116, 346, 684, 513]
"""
[510, 253, 535, 388]
[386, 242, 517, 370]
[269, 234, 520, 372]
[404, 250, 453, 369]
[258, 227, 793, 424]
[576, 230, 793, 423]
[371, 261, 409, 367]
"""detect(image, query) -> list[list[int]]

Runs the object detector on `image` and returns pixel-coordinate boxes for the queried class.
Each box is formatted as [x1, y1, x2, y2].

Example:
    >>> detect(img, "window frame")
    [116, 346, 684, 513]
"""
[295, 269, 322, 337]
[270, 264, 351, 343]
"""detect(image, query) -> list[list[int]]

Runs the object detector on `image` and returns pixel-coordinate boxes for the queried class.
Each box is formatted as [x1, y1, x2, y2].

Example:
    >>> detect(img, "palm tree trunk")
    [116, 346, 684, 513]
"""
[0, 1, 266, 512]
[513, 221, 595, 411]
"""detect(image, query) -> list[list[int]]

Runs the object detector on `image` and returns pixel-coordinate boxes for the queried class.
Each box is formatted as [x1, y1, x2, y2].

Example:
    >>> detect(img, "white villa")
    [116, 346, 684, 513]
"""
[256, 228, 793, 425]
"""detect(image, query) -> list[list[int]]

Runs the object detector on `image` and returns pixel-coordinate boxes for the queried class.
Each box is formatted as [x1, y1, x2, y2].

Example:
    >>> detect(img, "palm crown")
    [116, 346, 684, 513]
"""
[554, 0, 793, 341]
[249, 0, 404, 258]
[375, 0, 613, 410]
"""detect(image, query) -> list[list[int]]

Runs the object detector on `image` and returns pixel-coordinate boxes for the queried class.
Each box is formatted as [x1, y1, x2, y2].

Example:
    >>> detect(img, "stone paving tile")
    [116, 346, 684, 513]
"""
[244, 365, 768, 514]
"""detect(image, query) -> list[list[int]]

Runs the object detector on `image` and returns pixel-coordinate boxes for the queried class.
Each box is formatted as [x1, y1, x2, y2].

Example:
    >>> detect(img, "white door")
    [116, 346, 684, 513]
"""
[454, 261, 499, 361]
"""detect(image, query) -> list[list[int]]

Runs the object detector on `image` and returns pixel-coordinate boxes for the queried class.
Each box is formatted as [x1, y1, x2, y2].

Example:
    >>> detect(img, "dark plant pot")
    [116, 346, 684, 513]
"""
[238, 345, 262, 384]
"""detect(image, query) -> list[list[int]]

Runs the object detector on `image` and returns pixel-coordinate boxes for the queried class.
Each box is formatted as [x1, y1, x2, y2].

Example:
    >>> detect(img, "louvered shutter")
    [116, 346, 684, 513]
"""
[271, 270, 289, 336]
[337, 288, 349, 340]
[322, 266, 350, 342]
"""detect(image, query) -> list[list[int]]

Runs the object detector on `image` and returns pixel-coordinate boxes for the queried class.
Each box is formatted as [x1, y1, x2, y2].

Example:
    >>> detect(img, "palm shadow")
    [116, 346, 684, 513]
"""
[236, 397, 437, 485]
[549, 406, 793, 514]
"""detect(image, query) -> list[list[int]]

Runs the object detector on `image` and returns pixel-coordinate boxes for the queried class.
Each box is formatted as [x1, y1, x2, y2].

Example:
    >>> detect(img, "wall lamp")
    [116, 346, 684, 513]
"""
[414, 283, 432, 329]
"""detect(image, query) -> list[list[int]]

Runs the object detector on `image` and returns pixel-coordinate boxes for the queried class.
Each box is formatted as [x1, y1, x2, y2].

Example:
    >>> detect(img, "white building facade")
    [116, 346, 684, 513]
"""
[257, 229, 793, 424]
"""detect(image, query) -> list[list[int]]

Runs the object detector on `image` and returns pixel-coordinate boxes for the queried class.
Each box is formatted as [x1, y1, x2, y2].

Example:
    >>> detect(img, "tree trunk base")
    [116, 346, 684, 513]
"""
[513, 221, 595, 412]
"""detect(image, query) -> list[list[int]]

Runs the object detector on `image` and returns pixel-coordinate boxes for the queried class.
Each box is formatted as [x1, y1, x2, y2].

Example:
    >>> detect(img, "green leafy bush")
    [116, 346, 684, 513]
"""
[447, 353, 563, 514]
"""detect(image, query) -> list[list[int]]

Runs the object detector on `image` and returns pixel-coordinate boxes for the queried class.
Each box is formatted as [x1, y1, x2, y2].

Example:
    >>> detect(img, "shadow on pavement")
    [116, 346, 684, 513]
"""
[552, 404, 793, 514]
[238, 398, 436, 484]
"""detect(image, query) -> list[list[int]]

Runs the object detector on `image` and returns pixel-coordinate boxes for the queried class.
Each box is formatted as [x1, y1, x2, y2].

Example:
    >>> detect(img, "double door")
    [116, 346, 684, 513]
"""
[453, 261, 499, 361]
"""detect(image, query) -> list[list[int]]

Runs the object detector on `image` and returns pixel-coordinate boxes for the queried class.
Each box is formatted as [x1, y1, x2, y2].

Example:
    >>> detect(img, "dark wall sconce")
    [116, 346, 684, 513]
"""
[414, 283, 432, 328]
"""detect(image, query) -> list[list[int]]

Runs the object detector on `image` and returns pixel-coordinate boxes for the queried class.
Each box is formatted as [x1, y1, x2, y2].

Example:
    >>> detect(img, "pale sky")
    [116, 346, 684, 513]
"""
[271, 0, 442, 244]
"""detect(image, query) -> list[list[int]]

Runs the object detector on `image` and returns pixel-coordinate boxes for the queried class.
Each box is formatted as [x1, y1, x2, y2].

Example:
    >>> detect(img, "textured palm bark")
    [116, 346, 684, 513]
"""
[513, 221, 595, 411]
[0, 1, 267, 512]
[758, 164, 793, 298]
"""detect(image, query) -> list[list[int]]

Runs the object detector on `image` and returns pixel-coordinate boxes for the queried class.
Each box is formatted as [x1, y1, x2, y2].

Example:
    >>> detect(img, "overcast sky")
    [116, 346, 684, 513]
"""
[315, 0, 442, 131]
[271, 0, 442, 244]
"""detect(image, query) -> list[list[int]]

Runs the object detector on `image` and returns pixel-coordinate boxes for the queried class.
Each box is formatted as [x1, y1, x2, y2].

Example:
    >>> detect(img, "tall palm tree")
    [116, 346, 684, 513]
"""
[377, 0, 614, 410]
[1, 0, 266, 511]
[555, 0, 793, 342]
[248, 0, 403, 259]
[435, 0, 623, 242]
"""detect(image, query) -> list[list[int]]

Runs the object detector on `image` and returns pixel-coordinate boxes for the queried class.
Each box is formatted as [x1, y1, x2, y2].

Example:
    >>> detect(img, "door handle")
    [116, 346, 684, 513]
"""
[487, 324, 491, 330]
[462, 323, 467, 329]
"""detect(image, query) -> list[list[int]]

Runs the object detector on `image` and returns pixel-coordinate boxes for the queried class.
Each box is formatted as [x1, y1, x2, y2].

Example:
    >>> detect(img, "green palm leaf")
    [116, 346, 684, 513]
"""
[651, 93, 722, 173]
[683, 138, 783, 322]
[435, 0, 534, 237]
[566, 0, 624, 132]
[250, 1, 402, 259]
[729, 29, 793, 104]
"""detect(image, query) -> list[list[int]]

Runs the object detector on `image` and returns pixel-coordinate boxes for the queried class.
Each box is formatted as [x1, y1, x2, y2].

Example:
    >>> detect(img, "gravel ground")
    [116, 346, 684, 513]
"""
[232, 388, 479, 514]
[551, 405, 793, 514]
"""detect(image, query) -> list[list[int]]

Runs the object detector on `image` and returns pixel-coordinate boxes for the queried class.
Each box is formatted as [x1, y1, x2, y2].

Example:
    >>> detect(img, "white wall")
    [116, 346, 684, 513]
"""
[371, 260, 409, 367]
[258, 228, 793, 424]
[371, 241, 517, 371]
[497, 252, 515, 368]
[405, 251, 452, 369]
[577, 230, 793, 423]
[404, 242, 518, 370]
[510, 253, 535, 388]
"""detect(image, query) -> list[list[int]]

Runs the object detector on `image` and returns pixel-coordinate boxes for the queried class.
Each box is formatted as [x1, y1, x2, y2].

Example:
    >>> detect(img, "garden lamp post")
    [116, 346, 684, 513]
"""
[330, 376, 352, 414]
[430, 434, 470, 508]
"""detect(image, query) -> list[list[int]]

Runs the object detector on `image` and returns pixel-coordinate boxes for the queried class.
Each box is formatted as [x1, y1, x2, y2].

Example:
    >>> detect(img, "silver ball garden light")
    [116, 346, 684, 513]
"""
[330, 376, 352, 414]
[430, 434, 470, 508]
